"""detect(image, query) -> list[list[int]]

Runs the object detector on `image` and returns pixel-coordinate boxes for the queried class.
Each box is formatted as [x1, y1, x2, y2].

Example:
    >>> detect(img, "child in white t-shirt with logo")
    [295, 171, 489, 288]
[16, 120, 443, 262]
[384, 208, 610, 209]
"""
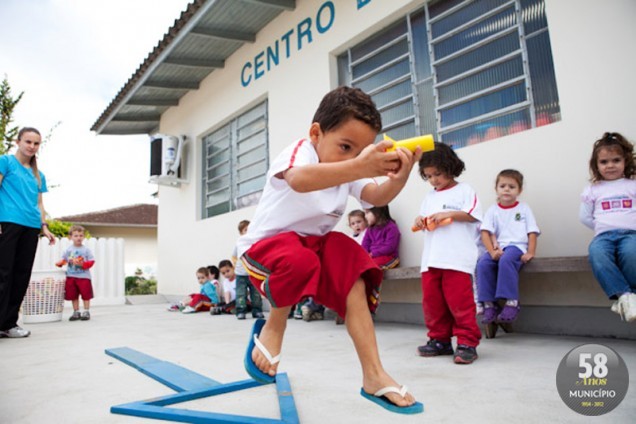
[414, 142, 482, 365]
[476, 169, 540, 331]
[237, 86, 423, 414]
[580, 132, 636, 322]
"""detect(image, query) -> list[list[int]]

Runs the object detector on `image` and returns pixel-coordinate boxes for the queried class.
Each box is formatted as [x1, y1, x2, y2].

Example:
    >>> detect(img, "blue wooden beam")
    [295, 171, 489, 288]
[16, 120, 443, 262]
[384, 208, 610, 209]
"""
[107, 347, 300, 424]
[106, 347, 221, 392]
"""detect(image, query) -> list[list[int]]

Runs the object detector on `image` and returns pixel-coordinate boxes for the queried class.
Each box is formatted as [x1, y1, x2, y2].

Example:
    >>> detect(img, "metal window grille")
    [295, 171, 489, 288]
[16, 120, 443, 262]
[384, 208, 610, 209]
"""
[338, 0, 559, 147]
[202, 101, 269, 219]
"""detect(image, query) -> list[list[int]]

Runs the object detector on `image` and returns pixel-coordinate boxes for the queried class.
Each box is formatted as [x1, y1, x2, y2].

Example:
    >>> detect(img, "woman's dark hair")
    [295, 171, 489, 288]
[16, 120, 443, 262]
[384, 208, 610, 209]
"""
[367, 205, 394, 227]
[418, 142, 465, 179]
[206, 265, 220, 280]
[589, 132, 635, 182]
[312, 86, 382, 133]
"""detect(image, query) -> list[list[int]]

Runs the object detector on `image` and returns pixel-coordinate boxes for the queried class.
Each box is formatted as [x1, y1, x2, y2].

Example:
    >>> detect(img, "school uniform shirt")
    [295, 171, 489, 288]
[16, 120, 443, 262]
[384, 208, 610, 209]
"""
[222, 277, 236, 302]
[61, 245, 95, 279]
[480, 202, 540, 254]
[237, 138, 375, 257]
[419, 182, 483, 274]
[0, 155, 48, 228]
[580, 178, 636, 236]
[350, 228, 367, 245]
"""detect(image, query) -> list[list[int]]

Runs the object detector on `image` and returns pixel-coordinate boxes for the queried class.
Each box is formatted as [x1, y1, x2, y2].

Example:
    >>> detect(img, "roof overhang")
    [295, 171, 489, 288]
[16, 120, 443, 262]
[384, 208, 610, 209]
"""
[91, 0, 296, 135]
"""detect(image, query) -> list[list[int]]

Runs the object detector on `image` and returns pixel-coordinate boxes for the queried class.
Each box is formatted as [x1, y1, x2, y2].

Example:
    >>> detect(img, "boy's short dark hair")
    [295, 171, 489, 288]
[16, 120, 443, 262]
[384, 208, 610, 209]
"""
[218, 259, 233, 269]
[496, 169, 524, 189]
[312, 86, 382, 134]
[418, 142, 465, 179]
[348, 209, 366, 220]
[238, 220, 250, 233]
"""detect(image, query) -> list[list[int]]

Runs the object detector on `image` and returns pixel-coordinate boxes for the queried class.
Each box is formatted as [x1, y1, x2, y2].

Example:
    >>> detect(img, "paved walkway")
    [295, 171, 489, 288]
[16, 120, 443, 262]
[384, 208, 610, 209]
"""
[1, 303, 634, 423]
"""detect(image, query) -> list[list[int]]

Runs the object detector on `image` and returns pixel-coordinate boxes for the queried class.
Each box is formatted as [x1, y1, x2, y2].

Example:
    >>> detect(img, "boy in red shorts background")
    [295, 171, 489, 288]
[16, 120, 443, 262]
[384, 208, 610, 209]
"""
[56, 225, 95, 321]
[237, 86, 423, 414]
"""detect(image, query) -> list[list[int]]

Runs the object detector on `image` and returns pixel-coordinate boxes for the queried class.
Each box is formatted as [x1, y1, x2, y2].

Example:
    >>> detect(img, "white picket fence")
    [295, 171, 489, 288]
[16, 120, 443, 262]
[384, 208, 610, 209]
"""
[32, 237, 126, 305]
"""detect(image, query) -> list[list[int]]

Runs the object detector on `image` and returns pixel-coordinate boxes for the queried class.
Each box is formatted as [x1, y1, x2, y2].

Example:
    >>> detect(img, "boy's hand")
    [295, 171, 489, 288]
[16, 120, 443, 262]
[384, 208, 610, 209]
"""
[386, 144, 422, 182]
[356, 140, 402, 177]
[489, 248, 503, 261]
[521, 252, 534, 263]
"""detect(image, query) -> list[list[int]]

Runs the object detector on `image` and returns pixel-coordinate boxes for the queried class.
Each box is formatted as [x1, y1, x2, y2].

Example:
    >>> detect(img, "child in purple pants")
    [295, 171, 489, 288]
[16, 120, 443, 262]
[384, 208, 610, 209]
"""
[476, 169, 540, 324]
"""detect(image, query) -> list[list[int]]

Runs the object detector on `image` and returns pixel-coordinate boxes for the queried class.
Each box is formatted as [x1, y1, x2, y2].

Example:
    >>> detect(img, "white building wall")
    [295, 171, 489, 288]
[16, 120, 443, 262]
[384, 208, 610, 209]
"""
[155, 0, 636, 298]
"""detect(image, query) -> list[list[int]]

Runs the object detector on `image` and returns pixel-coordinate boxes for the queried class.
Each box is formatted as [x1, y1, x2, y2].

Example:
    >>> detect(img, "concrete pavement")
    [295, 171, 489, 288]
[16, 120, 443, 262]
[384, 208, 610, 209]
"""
[1, 302, 634, 423]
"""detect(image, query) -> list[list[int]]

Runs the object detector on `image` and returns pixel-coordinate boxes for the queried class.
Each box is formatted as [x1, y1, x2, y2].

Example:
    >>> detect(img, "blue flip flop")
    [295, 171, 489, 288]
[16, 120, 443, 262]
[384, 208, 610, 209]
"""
[244, 318, 279, 384]
[360, 386, 424, 414]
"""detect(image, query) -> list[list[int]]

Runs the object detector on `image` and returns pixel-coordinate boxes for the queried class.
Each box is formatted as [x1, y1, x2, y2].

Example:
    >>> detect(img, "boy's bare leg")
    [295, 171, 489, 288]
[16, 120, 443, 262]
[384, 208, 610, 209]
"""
[346, 279, 416, 407]
[251, 305, 292, 377]
[83, 300, 90, 310]
[72, 299, 79, 310]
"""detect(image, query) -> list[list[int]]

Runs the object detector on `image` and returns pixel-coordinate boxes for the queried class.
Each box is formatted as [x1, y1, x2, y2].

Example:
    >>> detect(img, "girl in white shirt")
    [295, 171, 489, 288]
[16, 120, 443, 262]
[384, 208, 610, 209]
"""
[414, 142, 482, 364]
[579, 132, 636, 322]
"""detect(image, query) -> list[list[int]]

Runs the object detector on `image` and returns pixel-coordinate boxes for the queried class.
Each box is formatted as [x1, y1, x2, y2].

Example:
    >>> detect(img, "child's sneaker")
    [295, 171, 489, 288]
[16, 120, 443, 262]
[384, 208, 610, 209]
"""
[293, 304, 303, 319]
[182, 306, 196, 314]
[252, 311, 265, 319]
[454, 345, 478, 364]
[417, 339, 454, 357]
[80, 311, 90, 321]
[69, 310, 81, 321]
[167, 304, 180, 312]
[616, 293, 636, 322]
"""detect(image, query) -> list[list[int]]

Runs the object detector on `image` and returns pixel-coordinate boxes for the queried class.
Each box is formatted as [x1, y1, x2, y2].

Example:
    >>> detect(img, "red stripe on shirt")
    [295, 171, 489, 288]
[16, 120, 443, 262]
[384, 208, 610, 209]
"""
[288, 139, 306, 168]
[467, 194, 478, 215]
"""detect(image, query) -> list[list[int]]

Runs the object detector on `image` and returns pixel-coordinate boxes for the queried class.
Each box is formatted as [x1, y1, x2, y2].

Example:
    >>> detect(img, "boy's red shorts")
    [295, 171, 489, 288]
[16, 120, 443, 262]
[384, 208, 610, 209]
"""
[242, 231, 383, 318]
[64, 277, 94, 301]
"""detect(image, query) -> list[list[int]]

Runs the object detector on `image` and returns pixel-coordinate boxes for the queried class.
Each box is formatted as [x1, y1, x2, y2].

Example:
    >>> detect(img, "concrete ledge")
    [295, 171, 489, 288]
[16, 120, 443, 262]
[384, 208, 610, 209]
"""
[383, 256, 591, 281]
[374, 303, 636, 340]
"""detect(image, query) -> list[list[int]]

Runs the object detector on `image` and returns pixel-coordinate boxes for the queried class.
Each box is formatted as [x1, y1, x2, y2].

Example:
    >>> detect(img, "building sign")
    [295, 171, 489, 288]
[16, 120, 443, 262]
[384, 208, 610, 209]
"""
[241, 0, 371, 87]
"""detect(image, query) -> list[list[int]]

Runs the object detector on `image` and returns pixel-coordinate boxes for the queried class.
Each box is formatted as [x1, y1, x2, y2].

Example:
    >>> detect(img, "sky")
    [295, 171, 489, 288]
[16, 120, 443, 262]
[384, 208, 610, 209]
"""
[0, 0, 191, 217]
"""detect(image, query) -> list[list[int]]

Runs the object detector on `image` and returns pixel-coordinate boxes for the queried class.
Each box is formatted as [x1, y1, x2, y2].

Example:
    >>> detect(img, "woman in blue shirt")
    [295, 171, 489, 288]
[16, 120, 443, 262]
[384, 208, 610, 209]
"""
[0, 127, 55, 338]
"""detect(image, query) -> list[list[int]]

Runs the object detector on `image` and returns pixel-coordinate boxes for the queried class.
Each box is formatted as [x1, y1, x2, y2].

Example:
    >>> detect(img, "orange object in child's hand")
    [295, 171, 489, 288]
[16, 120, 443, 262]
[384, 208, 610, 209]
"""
[412, 217, 453, 232]
[55, 259, 67, 267]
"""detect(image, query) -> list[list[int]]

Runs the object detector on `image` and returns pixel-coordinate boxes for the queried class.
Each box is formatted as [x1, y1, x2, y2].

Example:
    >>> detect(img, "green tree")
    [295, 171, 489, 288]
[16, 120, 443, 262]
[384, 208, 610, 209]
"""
[0, 76, 24, 156]
[45, 219, 91, 239]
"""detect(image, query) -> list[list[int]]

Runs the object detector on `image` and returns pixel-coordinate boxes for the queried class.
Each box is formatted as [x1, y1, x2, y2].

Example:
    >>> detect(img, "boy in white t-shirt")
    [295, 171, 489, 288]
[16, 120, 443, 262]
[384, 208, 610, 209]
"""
[219, 260, 237, 314]
[476, 169, 540, 330]
[237, 86, 423, 414]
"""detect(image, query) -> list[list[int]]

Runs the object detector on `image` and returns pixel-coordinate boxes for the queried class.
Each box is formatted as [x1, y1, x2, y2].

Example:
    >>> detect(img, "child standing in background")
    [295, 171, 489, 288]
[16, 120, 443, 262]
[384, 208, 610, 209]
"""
[233, 220, 265, 320]
[56, 225, 95, 321]
[219, 259, 237, 314]
[414, 142, 482, 364]
[580, 132, 636, 322]
[476, 169, 540, 327]
[348, 209, 368, 245]
[362, 206, 401, 269]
